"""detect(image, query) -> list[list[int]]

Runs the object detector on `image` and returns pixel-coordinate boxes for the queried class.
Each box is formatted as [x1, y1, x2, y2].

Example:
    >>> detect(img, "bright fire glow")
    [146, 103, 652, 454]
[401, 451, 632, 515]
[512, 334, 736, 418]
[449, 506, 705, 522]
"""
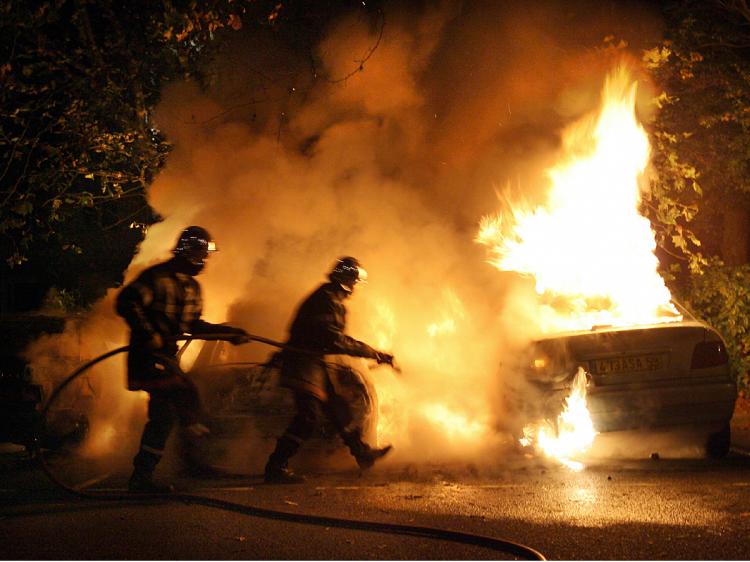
[422, 403, 487, 441]
[426, 289, 466, 338]
[519, 368, 597, 471]
[369, 293, 490, 452]
[478, 66, 681, 468]
[477, 66, 680, 332]
[80, 423, 117, 458]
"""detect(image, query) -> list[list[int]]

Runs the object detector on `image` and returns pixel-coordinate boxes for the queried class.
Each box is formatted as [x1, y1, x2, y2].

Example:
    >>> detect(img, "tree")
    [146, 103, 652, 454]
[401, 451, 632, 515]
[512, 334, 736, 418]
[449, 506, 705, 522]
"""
[0, 0, 272, 306]
[0, 0, 383, 308]
[644, 0, 750, 388]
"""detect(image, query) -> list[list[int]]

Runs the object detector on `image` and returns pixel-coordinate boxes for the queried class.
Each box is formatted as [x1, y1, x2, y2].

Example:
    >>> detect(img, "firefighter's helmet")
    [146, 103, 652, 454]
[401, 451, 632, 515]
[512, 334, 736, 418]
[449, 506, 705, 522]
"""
[328, 256, 368, 291]
[173, 226, 217, 266]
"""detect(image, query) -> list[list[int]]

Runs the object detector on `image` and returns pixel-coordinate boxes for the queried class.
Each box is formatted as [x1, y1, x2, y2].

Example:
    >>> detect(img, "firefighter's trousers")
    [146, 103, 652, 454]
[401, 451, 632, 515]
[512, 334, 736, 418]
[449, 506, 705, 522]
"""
[130, 358, 202, 477]
[267, 390, 367, 471]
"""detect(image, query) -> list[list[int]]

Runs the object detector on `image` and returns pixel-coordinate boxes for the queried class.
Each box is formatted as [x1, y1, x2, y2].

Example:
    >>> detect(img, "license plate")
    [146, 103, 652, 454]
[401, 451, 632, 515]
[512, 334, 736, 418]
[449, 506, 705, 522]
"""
[590, 353, 667, 375]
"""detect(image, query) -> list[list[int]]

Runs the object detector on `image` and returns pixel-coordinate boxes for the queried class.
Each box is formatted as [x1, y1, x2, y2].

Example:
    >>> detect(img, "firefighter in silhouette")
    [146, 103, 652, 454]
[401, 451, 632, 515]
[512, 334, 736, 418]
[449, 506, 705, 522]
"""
[116, 226, 249, 493]
[264, 256, 395, 483]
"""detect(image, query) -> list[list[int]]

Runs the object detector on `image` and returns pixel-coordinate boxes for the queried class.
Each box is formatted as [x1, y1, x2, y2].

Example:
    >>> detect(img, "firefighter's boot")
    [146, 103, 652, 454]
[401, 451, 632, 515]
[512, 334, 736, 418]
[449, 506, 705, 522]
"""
[342, 429, 393, 470]
[128, 470, 175, 494]
[130, 446, 174, 493]
[264, 435, 305, 484]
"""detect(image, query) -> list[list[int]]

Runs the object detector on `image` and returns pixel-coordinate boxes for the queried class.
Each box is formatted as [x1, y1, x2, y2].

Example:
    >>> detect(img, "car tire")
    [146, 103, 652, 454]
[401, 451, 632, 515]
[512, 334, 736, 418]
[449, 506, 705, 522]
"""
[705, 423, 731, 459]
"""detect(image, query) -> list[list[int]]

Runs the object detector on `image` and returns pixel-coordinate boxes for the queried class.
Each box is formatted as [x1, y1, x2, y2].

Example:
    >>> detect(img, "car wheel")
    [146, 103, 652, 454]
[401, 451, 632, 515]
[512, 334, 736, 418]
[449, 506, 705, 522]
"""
[705, 423, 731, 459]
[326, 364, 378, 444]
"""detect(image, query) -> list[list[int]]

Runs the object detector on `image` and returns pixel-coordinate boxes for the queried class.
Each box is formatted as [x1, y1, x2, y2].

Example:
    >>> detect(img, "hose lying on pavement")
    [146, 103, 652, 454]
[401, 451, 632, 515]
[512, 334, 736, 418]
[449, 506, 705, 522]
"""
[34, 333, 547, 561]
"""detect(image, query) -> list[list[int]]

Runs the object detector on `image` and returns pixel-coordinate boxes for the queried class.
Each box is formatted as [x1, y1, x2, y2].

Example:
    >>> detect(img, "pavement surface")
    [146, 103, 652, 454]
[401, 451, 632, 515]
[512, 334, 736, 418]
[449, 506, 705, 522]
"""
[0, 396, 748, 560]
[2, 451, 750, 560]
[731, 394, 750, 450]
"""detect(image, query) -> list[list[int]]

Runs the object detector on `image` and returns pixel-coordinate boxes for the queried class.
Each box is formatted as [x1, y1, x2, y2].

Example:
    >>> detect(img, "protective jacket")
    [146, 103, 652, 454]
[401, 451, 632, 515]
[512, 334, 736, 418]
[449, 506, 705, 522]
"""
[281, 282, 379, 400]
[116, 258, 228, 390]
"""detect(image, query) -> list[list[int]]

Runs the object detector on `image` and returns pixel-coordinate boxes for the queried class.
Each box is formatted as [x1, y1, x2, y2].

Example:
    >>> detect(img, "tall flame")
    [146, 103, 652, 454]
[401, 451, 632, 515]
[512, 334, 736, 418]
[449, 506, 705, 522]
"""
[477, 66, 680, 332]
[478, 66, 681, 468]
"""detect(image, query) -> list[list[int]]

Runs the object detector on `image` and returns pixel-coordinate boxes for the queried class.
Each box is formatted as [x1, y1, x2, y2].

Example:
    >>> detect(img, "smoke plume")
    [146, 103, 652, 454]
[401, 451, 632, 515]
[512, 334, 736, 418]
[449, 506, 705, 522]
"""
[26, 0, 665, 476]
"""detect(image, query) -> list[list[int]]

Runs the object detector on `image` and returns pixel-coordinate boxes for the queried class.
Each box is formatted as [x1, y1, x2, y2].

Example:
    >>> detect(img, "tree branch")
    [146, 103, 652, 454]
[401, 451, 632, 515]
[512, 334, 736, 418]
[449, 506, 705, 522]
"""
[102, 203, 150, 231]
[75, 0, 106, 69]
[715, 0, 750, 25]
[325, 8, 385, 84]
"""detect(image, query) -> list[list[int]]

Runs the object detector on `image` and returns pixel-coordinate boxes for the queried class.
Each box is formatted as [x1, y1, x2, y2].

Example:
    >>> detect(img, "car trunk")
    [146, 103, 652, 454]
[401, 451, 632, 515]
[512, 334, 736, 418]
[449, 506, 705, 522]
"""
[528, 321, 737, 432]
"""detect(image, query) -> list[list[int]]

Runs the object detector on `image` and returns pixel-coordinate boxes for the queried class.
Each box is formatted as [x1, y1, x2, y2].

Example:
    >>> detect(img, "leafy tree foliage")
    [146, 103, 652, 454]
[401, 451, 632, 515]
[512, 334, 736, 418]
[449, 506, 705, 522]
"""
[0, 0, 275, 305]
[645, 0, 750, 387]
[0, 0, 381, 308]
[687, 262, 750, 388]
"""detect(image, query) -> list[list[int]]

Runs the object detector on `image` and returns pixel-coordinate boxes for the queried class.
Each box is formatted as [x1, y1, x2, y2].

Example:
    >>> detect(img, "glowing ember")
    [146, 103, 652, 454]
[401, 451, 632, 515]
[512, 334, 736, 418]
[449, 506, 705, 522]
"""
[477, 66, 681, 332]
[519, 368, 597, 470]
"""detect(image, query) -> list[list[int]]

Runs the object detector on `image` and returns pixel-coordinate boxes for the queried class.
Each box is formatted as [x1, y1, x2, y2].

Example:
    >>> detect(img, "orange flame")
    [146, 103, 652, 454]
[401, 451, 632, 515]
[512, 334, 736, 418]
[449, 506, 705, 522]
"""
[422, 403, 488, 442]
[369, 294, 490, 451]
[479, 66, 681, 468]
[519, 368, 597, 470]
[477, 66, 680, 333]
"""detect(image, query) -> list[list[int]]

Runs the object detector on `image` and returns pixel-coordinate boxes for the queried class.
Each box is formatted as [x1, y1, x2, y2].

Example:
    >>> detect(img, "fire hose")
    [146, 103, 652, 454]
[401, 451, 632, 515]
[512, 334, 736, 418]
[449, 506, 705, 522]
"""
[33, 333, 546, 561]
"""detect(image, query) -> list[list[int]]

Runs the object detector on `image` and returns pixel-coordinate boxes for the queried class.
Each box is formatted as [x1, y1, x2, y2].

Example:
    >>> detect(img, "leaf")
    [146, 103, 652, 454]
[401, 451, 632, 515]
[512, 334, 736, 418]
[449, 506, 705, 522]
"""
[12, 200, 33, 216]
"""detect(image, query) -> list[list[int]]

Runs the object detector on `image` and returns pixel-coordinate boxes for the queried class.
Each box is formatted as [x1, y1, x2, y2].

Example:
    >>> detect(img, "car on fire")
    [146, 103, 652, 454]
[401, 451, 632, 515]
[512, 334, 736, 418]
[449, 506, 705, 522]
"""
[180, 339, 379, 473]
[503, 303, 737, 458]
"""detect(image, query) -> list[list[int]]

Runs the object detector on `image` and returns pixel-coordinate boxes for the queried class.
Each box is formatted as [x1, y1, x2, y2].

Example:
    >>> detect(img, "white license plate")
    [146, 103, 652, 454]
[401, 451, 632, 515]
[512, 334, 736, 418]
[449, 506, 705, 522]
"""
[591, 353, 667, 375]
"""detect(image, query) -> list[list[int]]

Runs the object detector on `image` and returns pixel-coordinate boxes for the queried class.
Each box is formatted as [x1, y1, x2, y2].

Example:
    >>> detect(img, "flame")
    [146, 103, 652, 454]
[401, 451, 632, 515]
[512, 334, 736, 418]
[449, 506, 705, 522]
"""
[369, 299, 399, 444]
[477, 66, 680, 332]
[519, 368, 597, 470]
[426, 288, 466, 338]
[368, 292, 490, 451]
[478, 66, 681, 468]
[371, 300, 397, 350]
[427, 318, 456, 338]
[422, 403, 487, 441]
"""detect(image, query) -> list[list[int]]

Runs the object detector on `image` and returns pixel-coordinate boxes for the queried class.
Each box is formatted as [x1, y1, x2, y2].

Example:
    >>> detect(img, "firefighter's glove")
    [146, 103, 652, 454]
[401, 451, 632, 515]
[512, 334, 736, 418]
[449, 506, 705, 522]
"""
[225, 327, 250, 346]
[375, 352, 394, 366]
[145, 333, 164, 351]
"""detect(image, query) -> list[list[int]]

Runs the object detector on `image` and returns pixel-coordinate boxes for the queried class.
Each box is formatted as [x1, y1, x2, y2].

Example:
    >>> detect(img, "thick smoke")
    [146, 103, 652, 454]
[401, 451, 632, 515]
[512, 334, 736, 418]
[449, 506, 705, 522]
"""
[27, 0, 665, 475]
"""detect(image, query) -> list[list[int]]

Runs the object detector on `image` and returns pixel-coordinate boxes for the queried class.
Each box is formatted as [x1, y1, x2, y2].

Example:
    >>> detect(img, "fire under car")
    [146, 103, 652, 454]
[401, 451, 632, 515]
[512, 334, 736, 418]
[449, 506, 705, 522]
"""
[503, 304, 738, 458]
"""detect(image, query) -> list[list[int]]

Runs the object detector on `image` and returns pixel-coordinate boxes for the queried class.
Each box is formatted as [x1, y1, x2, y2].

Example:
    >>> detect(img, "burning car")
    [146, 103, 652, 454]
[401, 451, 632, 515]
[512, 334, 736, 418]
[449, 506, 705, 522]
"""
[476, 67, 739, 462]
[504, 302, 737, 458]
[180, 340, 379, 473]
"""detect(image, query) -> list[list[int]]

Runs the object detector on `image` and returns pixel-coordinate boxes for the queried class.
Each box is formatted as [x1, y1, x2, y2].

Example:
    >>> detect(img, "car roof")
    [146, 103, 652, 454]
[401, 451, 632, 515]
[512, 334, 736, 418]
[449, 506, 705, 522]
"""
[533, 301, 708, 341]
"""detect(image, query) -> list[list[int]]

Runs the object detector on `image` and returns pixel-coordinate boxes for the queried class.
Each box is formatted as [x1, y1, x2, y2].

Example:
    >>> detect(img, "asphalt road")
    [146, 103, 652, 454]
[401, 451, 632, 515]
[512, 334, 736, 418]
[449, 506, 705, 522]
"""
[2, 446, 750, 560]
